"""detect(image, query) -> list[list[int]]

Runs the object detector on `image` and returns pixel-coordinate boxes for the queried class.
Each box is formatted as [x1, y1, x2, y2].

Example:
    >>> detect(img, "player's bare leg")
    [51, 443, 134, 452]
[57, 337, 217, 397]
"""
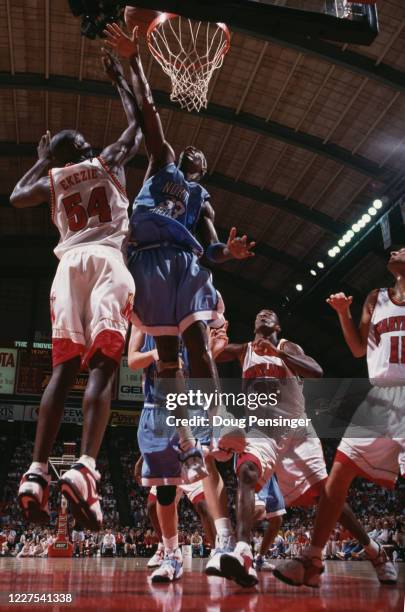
[147, 495, 164, 568]
[18, 356, 81, 524]
[182, 322, 246, 454]
[258, 515, 283, 569]
[194, 499, 216, 548]
[155, 335, 207, 483]
[216, 460, 259, 587]
[274, 461, 398, 586]
[59, 351, 117, 531]
[152, 487, 183, 583]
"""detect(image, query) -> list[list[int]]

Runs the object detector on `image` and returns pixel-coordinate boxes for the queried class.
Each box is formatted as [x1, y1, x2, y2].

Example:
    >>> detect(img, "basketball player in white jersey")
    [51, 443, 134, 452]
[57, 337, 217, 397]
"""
[274, 247, 404, 588]
[213, 309, 390, 587]
[12, 52, 142, 530]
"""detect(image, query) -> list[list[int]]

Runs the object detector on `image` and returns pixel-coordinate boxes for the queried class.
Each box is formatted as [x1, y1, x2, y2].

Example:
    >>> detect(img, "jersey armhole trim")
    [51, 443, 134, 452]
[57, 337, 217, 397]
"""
[98, 156, 127, 198]
[48, 169, 57, 226]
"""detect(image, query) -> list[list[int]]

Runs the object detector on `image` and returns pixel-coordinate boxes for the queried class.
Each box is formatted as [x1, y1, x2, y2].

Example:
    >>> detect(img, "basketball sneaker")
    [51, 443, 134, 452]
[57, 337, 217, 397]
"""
[205, 533, 235, 577]
[367, 542, 398, 584]
[217, 541, 258, 587]
[151, 548, 183, 583]
[179, 440, 208, 484]
[148, 543, 165, 568]
[273, 555, 324, 587]
[58, 463, 102, 531]
[254, 554, 275, 571]
[18, 470, 51, 524]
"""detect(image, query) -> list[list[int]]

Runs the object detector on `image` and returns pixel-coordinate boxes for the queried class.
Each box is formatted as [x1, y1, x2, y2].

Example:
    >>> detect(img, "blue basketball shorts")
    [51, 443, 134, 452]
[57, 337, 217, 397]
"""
[137, 406, 212, 486]
[255, 475, 286, 518]
[128, 245, 222, 336]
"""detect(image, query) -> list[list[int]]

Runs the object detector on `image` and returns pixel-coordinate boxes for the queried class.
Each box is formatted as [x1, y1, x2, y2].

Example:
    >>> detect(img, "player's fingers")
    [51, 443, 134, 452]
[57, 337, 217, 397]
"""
[112, 22, 124, 36]
[104, 23, 117, 36]
[228, 227, 237, 241]
[248, 241, 256, 250]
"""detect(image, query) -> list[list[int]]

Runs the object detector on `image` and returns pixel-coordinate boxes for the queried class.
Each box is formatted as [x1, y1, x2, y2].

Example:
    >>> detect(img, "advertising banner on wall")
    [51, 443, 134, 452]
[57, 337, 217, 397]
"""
[0, 349, 18, 394]
[118, 357, 143, 403]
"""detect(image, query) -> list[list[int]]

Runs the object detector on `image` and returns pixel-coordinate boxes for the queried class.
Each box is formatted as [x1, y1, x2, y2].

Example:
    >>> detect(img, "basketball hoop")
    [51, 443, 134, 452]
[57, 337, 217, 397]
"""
[147, 14, 231, 113]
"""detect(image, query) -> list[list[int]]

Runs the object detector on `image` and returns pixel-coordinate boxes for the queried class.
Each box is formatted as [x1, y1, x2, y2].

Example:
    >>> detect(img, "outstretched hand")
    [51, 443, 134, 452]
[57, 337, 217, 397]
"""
[101, 48, 125, 85]
[37, 130, 51, 161]
[227, 227, 255, 260]
[103, 22, 139, 59]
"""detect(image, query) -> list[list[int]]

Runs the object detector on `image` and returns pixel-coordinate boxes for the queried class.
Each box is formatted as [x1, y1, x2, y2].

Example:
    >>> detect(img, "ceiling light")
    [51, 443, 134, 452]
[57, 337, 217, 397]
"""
[338, 239, 345, 247]
[333, 246, 341, 254]
[368, 206, 377, 216]
[373, 199, 383, 209]
[328, 249, 336, 258]
[317, 261, 325, 269]
[352, 223, 360, 232]
[296, 283, 303, 291]
[310, 269, 317, 276]
[362, 213, 371, 223]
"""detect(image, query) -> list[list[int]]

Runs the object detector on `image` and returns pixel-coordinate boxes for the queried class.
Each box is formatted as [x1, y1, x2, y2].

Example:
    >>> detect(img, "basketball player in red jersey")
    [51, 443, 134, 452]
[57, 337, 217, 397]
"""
[13, 53, 142, 530]
[214, 309, 392, 587]
[274, 248, 404, 587]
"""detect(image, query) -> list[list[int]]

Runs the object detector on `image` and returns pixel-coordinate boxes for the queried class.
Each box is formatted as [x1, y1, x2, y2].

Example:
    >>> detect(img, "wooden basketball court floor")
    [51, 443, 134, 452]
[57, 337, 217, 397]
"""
[1, 558, 404, 611]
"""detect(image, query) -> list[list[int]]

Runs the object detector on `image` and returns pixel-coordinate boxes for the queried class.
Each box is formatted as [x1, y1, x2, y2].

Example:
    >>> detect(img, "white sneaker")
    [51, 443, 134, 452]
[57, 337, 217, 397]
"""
[367, 542, 398, 585]
[59, 463, 102, 530]
[148, 544, 164, 568]
[205, 534, 235, 577]
[18, 470, 51, 524]
[218, 541, 258, 587]
[273, 556, 324, 588]
[151, 548, 183, 583]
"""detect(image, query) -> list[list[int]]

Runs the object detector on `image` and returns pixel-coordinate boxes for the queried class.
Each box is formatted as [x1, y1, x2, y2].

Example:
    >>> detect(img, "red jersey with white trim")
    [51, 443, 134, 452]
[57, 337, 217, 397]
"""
[49, 157, 129, 259]
[242, 340, 305, 418]
[367, 288, 405, 385]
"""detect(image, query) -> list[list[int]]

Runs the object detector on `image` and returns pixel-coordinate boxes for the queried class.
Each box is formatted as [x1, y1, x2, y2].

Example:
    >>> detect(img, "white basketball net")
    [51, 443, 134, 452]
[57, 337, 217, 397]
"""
[148, 16, 231, 113]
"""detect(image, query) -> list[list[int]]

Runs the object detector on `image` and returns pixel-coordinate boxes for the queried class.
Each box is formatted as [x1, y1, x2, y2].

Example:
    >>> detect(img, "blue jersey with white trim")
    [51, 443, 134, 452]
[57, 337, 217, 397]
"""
[130, 163, 209, 255]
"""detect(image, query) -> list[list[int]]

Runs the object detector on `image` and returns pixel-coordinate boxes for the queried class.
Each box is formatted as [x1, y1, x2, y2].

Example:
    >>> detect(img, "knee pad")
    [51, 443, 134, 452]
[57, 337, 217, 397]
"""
[156, 485, 177, 506]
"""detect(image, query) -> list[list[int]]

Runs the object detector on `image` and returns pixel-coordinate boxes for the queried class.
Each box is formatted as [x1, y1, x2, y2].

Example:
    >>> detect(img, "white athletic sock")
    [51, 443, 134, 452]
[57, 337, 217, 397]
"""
[163, 534, 179, 555]
[364, 539, 379, 559]
[29, 462, 48, 475]
[78, 455, 96, 472]
[214, 517, 232, 538]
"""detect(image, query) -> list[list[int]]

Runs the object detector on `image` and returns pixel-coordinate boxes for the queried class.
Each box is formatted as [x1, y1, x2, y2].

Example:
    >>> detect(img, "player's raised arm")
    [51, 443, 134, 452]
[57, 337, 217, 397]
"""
[127, 325, 159, 371]
[10, 131, 51, 208]
[326, 290, 378, 358]
[103, 22, 175, 178]
[215, 342, 247, 364]
[198, 200, 255, 263]
[99, 48, 143, 171]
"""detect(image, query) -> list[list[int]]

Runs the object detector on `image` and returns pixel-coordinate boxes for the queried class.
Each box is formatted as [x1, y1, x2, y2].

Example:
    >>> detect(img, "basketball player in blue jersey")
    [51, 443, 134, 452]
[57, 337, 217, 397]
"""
[128, 315, 234, 582]
[104, 24, 254, 479]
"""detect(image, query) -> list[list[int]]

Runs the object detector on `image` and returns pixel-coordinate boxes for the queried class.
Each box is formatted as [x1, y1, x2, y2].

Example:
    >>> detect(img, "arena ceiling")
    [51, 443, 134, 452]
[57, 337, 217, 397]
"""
[0, 0, 405, 374]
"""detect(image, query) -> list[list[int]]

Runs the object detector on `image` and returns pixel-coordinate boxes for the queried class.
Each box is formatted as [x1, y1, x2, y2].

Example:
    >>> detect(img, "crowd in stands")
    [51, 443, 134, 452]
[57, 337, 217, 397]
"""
[0, 437, 404, 563]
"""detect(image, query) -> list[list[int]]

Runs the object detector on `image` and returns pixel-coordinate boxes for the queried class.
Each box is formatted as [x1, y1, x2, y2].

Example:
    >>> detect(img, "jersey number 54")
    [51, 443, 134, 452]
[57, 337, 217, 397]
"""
[62, 186, 112, 232]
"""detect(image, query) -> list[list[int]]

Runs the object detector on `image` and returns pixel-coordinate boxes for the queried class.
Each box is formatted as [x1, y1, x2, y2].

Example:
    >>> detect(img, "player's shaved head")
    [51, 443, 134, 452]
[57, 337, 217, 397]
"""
[50, 130, 93, 166]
